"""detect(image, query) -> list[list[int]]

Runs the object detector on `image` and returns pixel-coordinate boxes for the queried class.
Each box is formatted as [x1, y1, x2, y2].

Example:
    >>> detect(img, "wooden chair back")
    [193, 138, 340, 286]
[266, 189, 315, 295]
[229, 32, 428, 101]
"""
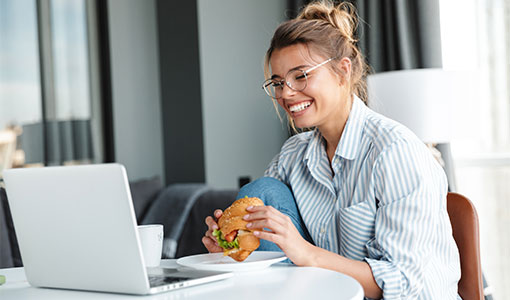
[447, 192, 484, 300]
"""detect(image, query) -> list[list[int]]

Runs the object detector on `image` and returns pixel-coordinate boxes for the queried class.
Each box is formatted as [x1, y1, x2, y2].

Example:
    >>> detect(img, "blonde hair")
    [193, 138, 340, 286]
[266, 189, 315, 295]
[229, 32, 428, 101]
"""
[264, 1, 369, 132]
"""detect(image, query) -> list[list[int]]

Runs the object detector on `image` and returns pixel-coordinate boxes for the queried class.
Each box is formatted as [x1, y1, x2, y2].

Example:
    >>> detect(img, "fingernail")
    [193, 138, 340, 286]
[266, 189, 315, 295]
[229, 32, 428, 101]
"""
[253, 231, 260, 236]
[212, 225, 218, 230]
[243, 214, 250, 220]
[247, 206, 253, 210]
[246, 223, 252, 228]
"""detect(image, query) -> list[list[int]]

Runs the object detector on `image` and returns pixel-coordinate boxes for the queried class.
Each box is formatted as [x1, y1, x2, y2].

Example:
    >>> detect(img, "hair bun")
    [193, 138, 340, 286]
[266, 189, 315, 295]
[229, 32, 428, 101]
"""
[298, 1, 358, 44]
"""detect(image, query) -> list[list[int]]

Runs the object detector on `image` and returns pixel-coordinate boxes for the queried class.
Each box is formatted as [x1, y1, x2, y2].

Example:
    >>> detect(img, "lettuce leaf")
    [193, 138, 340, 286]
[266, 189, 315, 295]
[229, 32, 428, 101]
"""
[212, 229, 239, 249]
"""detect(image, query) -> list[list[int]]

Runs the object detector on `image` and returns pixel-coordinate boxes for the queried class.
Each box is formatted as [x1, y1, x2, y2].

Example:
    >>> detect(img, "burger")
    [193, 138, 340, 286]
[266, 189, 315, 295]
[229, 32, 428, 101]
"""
[212, 196, 264, 262]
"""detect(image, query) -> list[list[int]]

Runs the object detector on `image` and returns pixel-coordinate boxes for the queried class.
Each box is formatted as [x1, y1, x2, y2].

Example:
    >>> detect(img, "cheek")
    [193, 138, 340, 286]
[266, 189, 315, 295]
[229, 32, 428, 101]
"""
[276, 99, 286, 110]
[300, 84, 319, 102]
[302, 76, 325, 97]
[307, 78, 342, 103]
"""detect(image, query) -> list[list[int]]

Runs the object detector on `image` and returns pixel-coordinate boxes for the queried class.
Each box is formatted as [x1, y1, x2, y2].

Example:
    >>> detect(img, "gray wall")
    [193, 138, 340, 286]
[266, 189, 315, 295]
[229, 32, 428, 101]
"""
[104, 0, 286, 186]
[197, 0, 288, 189]
[156, 0, 205, 185]
[107, 0, 164, 182]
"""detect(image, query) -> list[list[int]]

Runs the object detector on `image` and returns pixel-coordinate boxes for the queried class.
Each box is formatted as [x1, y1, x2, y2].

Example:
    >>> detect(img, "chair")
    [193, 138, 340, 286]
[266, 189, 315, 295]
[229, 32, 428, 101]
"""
[447, 192, 484, 300]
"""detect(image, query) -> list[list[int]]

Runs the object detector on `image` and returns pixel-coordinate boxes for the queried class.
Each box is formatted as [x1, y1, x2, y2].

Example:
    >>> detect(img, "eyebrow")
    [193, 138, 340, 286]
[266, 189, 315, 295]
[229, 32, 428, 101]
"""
[270, 64, 311, 80]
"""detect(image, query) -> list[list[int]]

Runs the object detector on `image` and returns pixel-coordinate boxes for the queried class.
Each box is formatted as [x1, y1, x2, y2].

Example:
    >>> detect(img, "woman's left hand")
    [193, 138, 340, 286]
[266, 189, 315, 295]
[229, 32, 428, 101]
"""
[244, 205, 315, 266]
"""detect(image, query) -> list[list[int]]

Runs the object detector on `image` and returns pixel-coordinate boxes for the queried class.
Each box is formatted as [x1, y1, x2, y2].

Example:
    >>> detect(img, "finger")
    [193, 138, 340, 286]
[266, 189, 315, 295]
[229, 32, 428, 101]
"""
[205, 233, 219, 245]
[205, 229, 216, 240]
[202, 236, 223, 253]
[246, 205, 262, 212]
[205, 216, 219, 230]
[244, 212, 287, 227]
[246, 218, 285, 233]
[214, 209, 223, 219]
[253, 230, 281, 245]
[266, 205, 285, 216]
[244, 207, 287, 225]
[246, 205, 283, 217]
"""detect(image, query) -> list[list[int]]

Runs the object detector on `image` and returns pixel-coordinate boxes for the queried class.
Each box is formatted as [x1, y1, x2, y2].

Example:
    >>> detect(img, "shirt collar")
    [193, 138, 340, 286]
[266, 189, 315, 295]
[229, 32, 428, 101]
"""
[335, 95, 368, 160]
[303, 127, 322, 163]
[303, 95, 368, 163]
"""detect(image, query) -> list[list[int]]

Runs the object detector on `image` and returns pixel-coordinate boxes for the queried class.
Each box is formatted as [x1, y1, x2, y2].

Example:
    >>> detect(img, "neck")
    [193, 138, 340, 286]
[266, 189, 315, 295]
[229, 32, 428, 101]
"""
[318, 96, 353, 160]
[320, 121, 344, 156]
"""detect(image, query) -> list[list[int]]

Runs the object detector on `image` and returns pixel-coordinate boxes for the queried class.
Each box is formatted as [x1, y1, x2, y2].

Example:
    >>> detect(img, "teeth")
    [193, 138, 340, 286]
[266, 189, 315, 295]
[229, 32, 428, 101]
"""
[289, 101, 312, 113]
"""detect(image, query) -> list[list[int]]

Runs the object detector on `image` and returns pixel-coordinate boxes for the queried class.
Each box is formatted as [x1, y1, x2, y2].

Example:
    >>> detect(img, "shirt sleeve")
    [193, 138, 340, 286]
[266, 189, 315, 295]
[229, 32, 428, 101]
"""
[364, 138, 449, 299]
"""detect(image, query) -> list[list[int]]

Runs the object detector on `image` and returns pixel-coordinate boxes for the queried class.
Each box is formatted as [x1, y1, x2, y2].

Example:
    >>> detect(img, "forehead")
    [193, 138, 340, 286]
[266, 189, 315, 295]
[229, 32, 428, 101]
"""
[269, 44, 325, 76]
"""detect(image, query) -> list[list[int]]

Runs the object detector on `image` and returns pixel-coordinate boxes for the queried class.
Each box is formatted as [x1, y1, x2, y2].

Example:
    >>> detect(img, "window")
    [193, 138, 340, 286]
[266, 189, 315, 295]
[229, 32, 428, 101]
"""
[440, 0, 510, 298]
[0, 0, 44, 166]
[45, 0, 95, 165]
[0, 0, 43, 128]
[0, 0, 103, 178]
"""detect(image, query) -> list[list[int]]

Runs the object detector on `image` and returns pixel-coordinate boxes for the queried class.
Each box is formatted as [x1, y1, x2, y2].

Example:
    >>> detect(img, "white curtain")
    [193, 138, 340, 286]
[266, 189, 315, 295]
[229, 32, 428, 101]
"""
[45, 0, 93, 165]
[441, 0, 510, 298]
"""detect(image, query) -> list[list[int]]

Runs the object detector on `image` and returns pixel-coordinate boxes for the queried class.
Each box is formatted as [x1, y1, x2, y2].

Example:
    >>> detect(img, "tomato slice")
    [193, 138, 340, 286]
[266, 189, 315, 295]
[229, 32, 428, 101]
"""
[224, 230, 238, 242]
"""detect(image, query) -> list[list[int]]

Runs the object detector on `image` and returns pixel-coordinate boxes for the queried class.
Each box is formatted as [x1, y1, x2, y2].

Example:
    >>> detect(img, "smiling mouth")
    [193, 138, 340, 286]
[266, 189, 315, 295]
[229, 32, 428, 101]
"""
[288, 101, 313, 113]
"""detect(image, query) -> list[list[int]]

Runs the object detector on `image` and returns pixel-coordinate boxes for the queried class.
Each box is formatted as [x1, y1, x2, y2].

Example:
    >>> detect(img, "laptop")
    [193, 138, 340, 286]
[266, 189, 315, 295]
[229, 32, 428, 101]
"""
[3, 163, 232, 295]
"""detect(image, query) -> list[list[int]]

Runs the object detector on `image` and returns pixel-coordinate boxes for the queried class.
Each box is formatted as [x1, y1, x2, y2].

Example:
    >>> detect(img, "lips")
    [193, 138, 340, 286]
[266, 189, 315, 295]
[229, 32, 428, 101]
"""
[288, 100, 313, 114]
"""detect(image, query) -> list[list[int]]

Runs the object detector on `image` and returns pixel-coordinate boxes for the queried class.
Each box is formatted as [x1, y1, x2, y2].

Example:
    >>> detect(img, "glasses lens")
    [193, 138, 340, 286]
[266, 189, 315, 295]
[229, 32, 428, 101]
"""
[262, 70, 307, 99]
[263, 79, 283, 99]
[286, 70, 307, 91]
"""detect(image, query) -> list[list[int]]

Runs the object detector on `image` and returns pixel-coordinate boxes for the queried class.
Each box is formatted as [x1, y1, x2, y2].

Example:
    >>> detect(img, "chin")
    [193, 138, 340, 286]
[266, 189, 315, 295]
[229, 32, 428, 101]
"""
[293, 118, 315, 129]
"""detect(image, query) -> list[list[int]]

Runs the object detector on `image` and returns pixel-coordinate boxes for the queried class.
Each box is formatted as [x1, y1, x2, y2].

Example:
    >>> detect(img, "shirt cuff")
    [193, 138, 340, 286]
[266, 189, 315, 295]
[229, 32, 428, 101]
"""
[365, 257, 405, 299]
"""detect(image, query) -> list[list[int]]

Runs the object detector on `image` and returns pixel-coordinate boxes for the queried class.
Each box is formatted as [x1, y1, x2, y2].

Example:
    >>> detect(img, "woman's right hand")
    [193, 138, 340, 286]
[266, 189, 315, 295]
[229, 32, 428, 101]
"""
[202, 209, 224, 253]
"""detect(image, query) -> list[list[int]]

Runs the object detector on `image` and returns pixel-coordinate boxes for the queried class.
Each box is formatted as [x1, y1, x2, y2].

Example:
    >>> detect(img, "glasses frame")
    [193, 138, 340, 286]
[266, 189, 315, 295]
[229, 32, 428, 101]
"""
[262, 57, 335, 99]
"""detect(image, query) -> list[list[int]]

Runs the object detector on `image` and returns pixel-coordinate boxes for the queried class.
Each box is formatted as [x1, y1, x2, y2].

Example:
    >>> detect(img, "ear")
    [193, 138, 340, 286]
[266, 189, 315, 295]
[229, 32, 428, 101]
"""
[336, 57, 352, 85]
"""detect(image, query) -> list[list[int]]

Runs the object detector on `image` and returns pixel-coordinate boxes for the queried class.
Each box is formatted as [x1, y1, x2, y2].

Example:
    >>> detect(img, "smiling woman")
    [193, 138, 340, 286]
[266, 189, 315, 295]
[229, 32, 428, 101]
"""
[202, 1, 462, 299]
[267, 45, 350, 134]
[263, 3, 368, 134]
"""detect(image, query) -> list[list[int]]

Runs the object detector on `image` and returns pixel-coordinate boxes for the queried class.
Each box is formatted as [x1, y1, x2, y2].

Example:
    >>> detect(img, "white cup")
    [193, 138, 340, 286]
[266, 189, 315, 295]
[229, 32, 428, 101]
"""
[138, 224, 163, 267]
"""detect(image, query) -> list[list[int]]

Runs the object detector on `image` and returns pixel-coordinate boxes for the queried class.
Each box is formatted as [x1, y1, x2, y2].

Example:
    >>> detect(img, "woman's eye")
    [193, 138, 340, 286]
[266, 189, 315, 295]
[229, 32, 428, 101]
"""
[272, 82, 284, 89]
[295, 73, 306, 81]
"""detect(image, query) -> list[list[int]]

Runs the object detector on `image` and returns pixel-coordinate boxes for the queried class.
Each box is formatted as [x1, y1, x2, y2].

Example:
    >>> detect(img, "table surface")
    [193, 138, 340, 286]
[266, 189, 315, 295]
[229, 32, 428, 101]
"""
[0, 259, 364, 300]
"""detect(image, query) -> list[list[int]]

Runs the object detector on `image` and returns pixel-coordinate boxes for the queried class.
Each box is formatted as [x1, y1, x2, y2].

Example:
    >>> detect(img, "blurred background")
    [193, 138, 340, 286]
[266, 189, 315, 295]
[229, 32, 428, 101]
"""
[1, 0, 509, 298]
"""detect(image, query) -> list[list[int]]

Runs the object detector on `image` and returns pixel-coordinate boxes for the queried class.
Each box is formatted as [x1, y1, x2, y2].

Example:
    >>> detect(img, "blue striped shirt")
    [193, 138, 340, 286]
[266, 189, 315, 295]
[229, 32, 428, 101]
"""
[265, 96, 461, 299]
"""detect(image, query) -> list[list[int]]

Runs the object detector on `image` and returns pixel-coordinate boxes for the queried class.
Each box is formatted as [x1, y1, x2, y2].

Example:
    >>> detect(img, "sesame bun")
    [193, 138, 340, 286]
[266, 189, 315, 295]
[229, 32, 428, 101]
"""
[217, 197, 264, 261]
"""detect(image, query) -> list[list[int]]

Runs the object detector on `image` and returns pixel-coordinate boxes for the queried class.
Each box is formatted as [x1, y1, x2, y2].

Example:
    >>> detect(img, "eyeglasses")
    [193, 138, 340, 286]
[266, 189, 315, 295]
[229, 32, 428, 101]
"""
[262, 57, 335, 99]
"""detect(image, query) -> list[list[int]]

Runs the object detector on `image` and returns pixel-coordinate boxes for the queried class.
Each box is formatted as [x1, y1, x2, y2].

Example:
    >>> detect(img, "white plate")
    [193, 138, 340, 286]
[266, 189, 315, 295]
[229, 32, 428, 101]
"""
[176, 251, 287, 272]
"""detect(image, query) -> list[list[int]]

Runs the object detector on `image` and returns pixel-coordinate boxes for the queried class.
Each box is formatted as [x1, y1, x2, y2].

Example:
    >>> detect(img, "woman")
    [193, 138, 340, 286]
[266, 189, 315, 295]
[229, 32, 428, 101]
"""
[202, 1, 460, 299]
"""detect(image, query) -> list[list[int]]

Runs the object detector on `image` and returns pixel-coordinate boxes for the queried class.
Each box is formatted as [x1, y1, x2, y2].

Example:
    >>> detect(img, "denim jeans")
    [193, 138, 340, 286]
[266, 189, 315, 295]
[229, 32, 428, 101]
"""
[236, 177, 314, 252]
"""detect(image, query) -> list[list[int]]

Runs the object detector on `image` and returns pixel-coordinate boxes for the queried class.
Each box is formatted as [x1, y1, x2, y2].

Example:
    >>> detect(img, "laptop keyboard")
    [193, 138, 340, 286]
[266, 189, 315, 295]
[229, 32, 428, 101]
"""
[148, 276, 191, 287]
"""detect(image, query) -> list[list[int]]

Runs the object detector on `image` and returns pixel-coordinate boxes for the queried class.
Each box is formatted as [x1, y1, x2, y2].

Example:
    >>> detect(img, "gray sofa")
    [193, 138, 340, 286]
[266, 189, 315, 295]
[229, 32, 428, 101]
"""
[0, 187, 22, 268]
[0, 178, 237, 268]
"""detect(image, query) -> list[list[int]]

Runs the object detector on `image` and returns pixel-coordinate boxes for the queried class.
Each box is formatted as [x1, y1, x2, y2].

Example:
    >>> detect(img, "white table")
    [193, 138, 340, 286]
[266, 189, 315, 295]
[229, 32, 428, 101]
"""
[0, 260, 364, 300]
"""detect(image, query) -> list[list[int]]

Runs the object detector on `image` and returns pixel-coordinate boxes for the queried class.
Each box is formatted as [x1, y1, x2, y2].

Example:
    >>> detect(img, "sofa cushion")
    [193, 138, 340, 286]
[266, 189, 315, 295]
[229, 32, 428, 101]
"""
[175, 189, 238, 258]
[142, 183, 209, 258]
[129, 176, 163, 223]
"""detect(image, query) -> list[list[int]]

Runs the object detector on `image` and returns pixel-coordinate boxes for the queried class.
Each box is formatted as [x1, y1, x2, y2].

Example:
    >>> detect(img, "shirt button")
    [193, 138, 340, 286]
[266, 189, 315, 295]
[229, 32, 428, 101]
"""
[320, 227, 325, 234]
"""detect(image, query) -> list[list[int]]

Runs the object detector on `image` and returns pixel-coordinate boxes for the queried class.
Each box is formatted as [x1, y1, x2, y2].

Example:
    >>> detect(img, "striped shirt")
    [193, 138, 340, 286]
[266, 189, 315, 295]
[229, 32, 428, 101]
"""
[265, 96, 461, 299]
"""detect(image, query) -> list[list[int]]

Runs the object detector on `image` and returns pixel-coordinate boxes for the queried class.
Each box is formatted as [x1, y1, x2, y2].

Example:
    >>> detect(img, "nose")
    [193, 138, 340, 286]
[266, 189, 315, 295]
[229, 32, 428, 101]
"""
[280, 82, 297, 99]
